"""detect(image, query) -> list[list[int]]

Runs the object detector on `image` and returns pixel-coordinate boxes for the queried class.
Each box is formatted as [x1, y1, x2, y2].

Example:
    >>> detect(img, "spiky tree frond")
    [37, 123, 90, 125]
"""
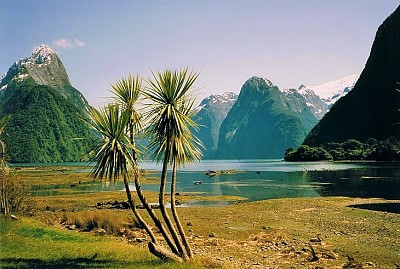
[86, 105, 134, 181]
[110, 74, 144, 135]
[144, 67, 202, 164]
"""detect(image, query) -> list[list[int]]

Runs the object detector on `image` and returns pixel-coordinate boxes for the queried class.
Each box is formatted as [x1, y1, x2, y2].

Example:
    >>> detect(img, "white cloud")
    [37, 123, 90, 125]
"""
[52, 38, 86, 49]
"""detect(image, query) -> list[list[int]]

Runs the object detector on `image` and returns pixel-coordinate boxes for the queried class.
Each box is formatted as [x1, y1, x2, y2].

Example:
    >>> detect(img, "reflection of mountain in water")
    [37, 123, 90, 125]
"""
[176, 171, 321, 201]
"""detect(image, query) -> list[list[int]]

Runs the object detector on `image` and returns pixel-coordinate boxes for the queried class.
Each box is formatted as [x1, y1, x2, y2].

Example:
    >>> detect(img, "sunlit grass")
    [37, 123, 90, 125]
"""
[0, 217, 208, 269]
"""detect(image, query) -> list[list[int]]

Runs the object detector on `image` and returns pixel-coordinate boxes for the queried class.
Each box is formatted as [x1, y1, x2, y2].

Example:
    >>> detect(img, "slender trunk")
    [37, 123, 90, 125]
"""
[128, 123, 178, 254]
[170, 159, 193, 259]
[122, 173, 157, 244]
[132, 166, 179, 254]
[159, 144, 187, 259]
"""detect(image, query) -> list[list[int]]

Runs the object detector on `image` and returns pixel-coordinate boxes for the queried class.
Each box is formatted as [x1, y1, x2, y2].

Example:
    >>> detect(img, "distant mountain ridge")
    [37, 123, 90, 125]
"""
[0, 45, 94, 163]
[195, 92, 237, 158]
[196, 73, 359, 159]
[305, 74, 359, 107]
[213, 77, 319, 159]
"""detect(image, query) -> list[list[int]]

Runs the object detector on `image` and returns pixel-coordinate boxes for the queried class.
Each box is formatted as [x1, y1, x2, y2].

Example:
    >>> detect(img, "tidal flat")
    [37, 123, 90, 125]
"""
[1, 165, 399, 268]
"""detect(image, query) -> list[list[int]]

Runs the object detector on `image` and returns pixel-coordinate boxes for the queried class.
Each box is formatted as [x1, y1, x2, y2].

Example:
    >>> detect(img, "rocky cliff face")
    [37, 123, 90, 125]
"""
[0, 45, 94, 163]
[214, 77, 319, 159]
[304, 6, 400, 146]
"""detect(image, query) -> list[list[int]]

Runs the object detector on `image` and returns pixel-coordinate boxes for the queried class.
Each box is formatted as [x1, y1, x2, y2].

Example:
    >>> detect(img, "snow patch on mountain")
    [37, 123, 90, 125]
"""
[201, 91, 237, 107]
[1, 44, 55, 84]
[308, 74, 359, 106]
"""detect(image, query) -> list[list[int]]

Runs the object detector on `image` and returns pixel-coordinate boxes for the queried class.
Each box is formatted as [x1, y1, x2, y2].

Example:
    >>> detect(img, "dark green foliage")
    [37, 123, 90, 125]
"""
[285, 138, 400, 161]
[0, 81, 94, 163]
[304, 6, 400, 146]
[284, 145, 333, 161]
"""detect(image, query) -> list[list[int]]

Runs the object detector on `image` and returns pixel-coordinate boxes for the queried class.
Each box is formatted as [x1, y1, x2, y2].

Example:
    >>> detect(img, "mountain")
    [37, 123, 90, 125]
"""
[196, 92, 237, 158]
[0, 44, 89, 113]
[214, 77, 320, 159]
[306, 74, 359, 108]
[286, 85, 328, 119]
[304, 6, 400, 146]
[0, 45, 94, 163]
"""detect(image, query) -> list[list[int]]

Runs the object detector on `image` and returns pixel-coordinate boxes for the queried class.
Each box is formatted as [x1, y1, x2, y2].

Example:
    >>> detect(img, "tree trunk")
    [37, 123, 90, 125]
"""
[129, 124, 179, 255]
[159, 146, 187, 259]
[122, 174, 157, 244]
[170, 159, 193, 259]
[148, 242, 183, 263]
[132, 166, 179, 255]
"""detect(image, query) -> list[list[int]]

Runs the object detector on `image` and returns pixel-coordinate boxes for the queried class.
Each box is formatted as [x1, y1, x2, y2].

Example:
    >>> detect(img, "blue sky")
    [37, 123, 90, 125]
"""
[1, 1, 399, 105]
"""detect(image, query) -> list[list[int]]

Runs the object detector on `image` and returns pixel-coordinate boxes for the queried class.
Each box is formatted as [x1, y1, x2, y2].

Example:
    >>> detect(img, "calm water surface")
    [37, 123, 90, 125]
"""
[25, 160, 400, 201]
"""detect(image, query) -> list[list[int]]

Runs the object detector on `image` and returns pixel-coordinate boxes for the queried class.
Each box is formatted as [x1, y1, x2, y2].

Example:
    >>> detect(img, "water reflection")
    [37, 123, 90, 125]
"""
[28, 160, 400, 201]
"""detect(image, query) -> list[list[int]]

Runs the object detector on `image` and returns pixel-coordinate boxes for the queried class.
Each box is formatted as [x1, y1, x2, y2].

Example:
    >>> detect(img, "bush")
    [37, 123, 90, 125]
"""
[1, 170, 29, 215]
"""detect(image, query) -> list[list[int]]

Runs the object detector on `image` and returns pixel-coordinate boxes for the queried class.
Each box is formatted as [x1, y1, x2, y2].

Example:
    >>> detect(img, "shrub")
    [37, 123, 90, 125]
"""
[1, 172, 29, 215]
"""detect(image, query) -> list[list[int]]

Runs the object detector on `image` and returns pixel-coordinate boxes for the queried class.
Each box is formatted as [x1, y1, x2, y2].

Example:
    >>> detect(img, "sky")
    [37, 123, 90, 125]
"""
[1, 1, 399, 106]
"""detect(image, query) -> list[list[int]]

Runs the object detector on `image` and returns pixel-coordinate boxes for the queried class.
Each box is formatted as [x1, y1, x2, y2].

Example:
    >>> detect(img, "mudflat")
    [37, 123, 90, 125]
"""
[3, 166, 400, 268]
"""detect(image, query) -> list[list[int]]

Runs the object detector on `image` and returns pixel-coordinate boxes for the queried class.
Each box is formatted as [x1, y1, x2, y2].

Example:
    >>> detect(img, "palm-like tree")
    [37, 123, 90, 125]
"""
[86, 104, 157, 243]
[109, 74, 181, 259]
[145, 67, 202, 260]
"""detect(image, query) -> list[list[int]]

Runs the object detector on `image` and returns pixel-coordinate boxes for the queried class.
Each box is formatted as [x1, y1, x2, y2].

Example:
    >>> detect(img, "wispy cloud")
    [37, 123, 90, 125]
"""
[52, 38, 86, 49]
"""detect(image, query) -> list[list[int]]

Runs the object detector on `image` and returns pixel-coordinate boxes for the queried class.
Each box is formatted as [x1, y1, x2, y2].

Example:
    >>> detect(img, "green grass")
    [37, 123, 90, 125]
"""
[0, 217, 208, 269]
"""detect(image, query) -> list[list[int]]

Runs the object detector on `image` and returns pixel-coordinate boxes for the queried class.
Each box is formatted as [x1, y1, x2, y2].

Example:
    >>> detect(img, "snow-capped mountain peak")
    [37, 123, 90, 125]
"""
[201, 91, 237, 105]
[0, 44, 71, 89]
[30, 44, 55, 65]
[308, 74, 359, 106]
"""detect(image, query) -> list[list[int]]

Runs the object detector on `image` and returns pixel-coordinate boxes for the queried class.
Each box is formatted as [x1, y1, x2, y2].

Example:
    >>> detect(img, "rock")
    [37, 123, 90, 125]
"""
[67, 224, 76, 230]
[209, 232, 216, 237]
[151, 204, 160, 209]
[309, 234, 322, 243]
[120, 201, 130, 209]
[95, 228, 107, 235]
[135, 237, 146, 243]
[194, 181, 202, 185]
[186, 222, 193, 226]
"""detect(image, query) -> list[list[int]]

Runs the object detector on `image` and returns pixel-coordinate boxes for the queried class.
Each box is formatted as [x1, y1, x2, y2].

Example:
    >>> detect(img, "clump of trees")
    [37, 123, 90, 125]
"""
[284, 145, 333, 161]
[86, 68, 202, 262]
[285, 138, 400, 161]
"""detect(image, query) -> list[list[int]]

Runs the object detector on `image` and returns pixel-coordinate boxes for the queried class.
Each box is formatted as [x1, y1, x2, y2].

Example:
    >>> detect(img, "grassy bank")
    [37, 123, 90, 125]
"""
[0, 217, 207, 269]
[1, 166, 400, 268]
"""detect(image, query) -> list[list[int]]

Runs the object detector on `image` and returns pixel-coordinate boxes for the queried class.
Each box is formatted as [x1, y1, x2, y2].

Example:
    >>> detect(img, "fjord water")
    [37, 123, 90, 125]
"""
[27, 160, 400, 202]
[154, 160, 400, 202]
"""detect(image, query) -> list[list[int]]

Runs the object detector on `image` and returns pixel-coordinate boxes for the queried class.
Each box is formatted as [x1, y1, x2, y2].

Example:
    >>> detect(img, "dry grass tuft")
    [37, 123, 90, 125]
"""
[61, 210, 132, 234]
